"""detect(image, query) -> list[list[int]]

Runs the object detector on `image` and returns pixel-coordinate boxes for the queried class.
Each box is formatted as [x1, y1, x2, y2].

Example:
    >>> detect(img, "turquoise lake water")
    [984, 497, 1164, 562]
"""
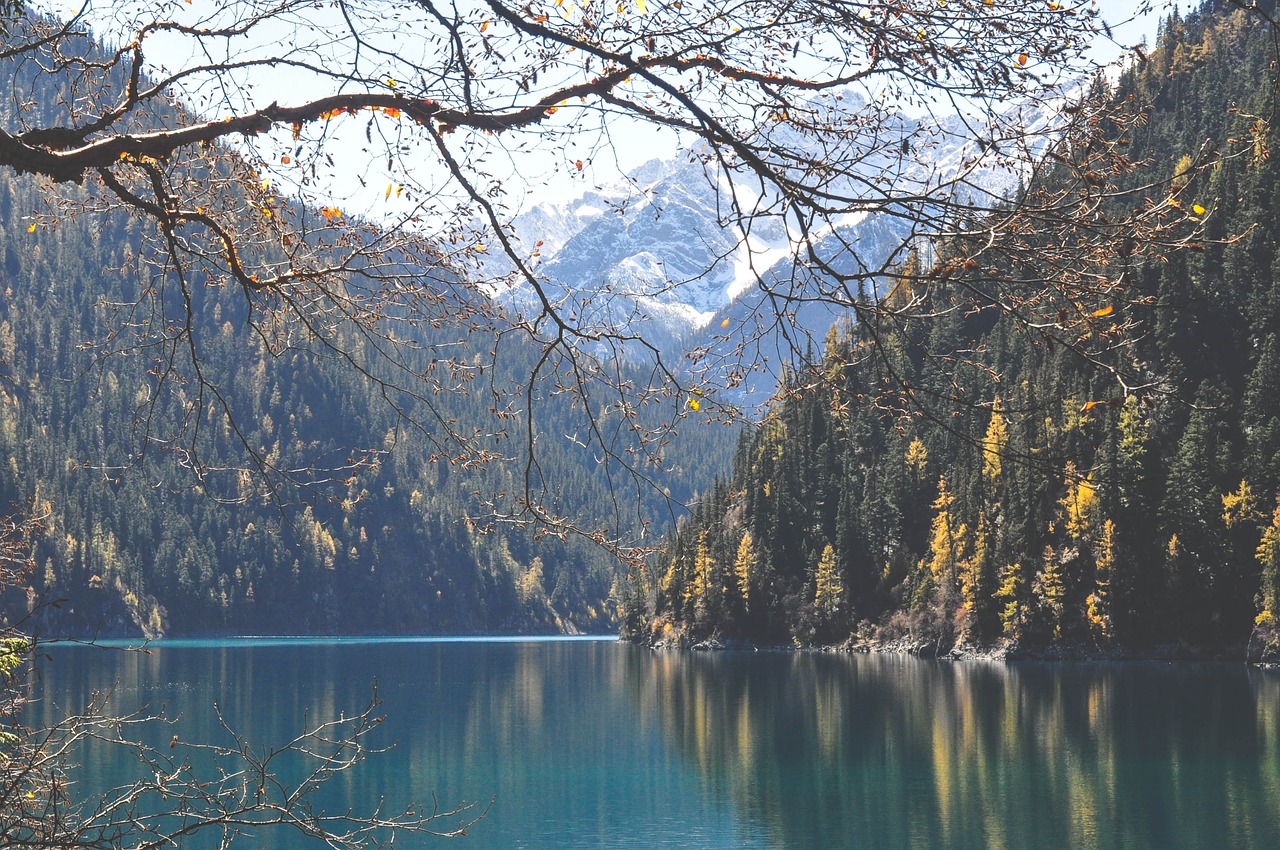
[30, 637, 1280, 849]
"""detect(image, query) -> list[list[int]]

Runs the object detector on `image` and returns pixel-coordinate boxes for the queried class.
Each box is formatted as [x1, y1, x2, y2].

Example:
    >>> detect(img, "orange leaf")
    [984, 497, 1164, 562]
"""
[1017, 53, 1029, 66]
[1091, 305, 1114, 318]
[1081, 400, 1106, 413]
[720, 318, 730, 328]
[575, 159, 584, 171]
[281, 155, 291, 164]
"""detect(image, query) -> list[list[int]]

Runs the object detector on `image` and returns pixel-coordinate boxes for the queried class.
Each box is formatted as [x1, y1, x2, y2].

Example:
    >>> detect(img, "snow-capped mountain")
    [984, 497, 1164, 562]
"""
[493, 147, 776, 355]
[489, 95, 1061, 409]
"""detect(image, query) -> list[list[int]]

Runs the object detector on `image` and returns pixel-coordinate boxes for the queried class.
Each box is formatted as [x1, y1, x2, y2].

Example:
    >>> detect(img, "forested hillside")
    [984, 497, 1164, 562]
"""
[0, 35, 733, 637]
[625, 1, 1280, 657]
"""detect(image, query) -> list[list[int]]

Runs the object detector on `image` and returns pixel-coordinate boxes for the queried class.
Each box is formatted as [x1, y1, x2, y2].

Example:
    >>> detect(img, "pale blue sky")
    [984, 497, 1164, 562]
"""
[29, 0, 1176, 218]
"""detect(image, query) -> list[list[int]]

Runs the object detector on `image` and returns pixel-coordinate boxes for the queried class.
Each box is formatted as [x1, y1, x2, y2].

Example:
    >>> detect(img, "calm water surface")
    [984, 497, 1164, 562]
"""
[32, 638, 1280, 849]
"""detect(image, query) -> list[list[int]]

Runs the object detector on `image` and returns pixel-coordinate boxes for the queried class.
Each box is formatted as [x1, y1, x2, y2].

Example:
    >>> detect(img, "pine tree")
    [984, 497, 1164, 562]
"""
[1034, 546, 1066, 640]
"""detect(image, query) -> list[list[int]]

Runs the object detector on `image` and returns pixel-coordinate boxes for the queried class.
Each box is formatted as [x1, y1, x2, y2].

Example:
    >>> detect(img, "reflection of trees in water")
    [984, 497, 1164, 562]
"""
[32, 644, 1280, 849]
[628, 652, 1280, 850]
[35, 642, 612, 848]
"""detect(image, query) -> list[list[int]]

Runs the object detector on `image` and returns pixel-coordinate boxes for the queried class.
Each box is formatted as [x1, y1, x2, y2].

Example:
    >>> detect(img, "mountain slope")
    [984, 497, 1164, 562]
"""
[0, 37, 736, 638]
[623, 0, 1280, 657]
[495, 95, 1059, 409]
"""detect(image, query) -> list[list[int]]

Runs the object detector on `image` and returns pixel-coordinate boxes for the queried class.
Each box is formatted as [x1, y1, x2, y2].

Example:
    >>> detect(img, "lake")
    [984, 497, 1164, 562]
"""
[29, 637, 1280, 849]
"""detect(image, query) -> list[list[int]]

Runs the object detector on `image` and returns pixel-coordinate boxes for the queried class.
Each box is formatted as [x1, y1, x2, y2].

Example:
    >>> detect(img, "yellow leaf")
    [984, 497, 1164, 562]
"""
[385, 77, 398, 89]
[720, 318, 730, 328]
[637, 0, 647, 14]
[27, 222, 37, 233]
[688, 398, 701, 411]
[1091, 305, 1114, 318]
[385, 184, 393, 201]
[1192, 203, 1207, 215]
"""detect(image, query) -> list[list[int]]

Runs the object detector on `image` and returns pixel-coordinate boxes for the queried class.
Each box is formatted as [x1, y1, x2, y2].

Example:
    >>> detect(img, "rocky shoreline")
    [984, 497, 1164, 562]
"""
[635, 633, 1279, 666]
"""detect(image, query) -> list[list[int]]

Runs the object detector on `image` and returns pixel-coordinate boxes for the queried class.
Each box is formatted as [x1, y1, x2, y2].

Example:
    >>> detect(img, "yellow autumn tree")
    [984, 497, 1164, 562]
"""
[919, 477, 970, 609]
[982, 398, 1009, 483]
[1222, 479, 1259, 529]
[1035, 546, 1066, 639]
[733, 531, 755, 611]
[996, 561, 1029, 640]
[1061, 462, 1097, 541]
[517, 556, 545, 606]
[684, 530, 713, 614]
[660, 556, 679, 598]
[957, 512, 992, 641]
[1256, 501, 1280, 635]
[1086, 519, 1116, 641]
[814, 543, 845, 622]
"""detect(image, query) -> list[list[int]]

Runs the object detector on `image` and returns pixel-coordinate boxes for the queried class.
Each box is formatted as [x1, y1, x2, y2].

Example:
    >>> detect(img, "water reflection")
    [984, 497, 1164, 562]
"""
[34, 640, 768, 850]
[29, 641, 1280, 850]
[623, 651, 1280, 850]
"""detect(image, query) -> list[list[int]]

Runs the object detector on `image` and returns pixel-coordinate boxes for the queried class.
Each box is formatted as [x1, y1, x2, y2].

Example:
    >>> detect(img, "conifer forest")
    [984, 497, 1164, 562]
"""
[625, 3, 1280, 658]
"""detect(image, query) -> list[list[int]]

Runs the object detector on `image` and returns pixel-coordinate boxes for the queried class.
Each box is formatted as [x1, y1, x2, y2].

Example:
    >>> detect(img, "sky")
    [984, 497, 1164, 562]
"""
[32, 0, 1176, 220]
